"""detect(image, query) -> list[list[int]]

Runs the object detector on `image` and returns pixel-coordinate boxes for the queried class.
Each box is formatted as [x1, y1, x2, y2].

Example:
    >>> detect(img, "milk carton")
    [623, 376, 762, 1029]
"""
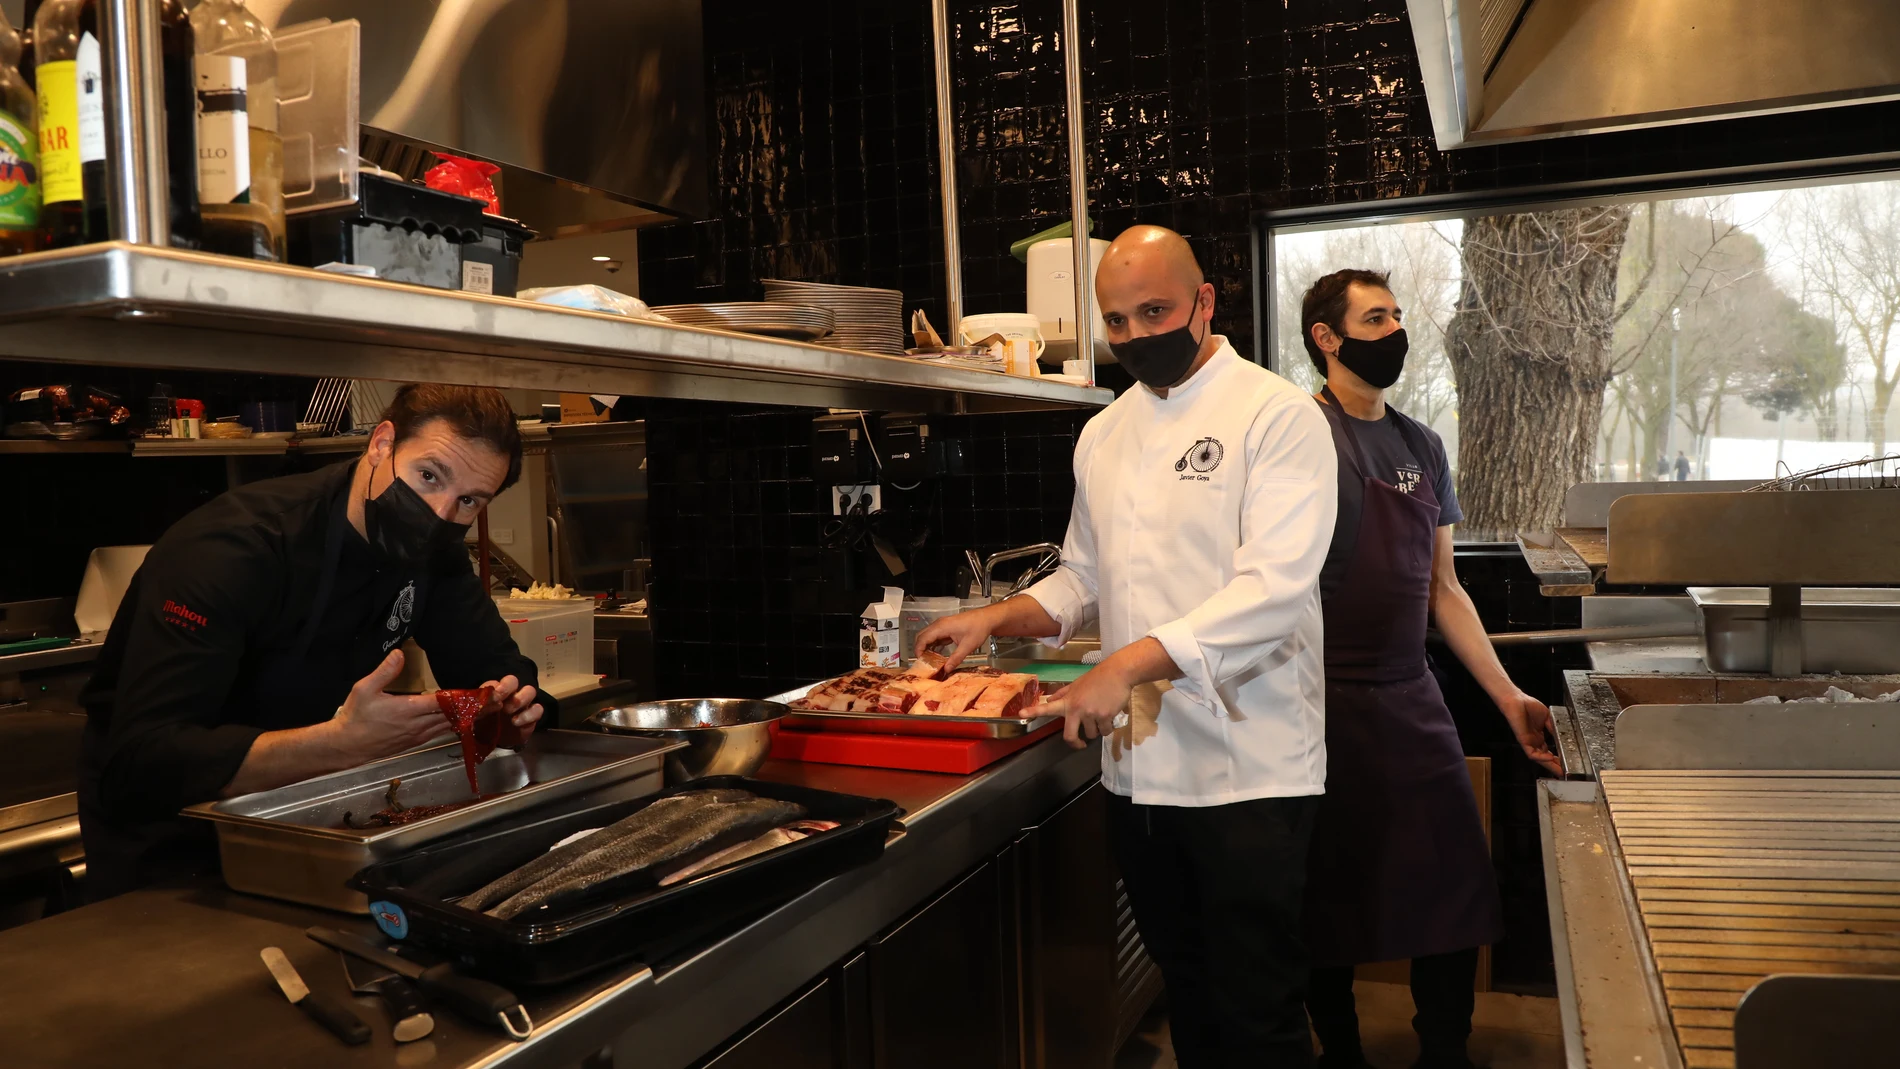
[859, 586, 905, 668]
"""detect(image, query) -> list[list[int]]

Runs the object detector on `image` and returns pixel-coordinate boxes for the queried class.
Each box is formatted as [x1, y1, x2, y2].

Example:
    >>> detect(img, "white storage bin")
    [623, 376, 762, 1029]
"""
[493, 597, 594, 678]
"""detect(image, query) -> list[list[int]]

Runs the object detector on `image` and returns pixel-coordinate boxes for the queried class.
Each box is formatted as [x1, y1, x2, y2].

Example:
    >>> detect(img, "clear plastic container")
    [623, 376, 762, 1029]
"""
[276, 17, 358, 213]
[493, 596, 594, 678]
[900, 596, 961, 663]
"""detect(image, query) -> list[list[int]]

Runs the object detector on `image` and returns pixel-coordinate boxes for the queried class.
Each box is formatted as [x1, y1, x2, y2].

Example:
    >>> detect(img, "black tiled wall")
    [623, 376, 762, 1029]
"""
[641, 0, 1900, 360]
[646, 405, 1089, 699]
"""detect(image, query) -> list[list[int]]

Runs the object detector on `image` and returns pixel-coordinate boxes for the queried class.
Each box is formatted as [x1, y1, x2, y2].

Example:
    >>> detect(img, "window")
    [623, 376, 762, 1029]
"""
[1265, 173, 1900, 539]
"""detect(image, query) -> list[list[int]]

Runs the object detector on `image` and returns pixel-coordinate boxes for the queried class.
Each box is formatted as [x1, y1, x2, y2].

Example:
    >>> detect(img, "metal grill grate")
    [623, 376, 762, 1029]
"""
[1746, 454, 1900, 492]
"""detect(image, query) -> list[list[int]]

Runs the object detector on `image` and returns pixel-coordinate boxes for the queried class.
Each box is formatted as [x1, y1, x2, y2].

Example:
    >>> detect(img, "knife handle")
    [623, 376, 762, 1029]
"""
[299, 991, 372, 1045]
[365, 977, 433, 1040]
[417, 962, 533, 1038]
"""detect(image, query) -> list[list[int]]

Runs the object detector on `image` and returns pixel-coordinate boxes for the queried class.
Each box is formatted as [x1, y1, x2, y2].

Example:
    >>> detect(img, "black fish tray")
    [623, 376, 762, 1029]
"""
[349, 776, 901, 986]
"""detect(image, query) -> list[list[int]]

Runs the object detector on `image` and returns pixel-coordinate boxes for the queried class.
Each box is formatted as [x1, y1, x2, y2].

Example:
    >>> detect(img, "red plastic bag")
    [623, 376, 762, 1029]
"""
[423, 153, 502, 215]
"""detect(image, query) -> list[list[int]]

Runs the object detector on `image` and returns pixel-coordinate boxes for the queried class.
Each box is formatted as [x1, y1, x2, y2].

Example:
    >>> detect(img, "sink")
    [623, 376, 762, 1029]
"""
[990, 637, 1100, 664]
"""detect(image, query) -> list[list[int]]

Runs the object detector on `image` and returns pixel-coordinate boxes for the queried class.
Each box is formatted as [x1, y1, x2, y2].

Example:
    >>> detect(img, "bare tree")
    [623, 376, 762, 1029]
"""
[1792, 183, 1900, 453]
[1445, 208, 1633, 537]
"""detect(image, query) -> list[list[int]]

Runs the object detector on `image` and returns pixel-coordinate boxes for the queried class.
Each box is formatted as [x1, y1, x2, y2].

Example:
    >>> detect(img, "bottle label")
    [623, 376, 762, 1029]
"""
[37, 59, 81, 205]
[77, 31, 106, 165]
[0, 109, 40, 229]
[195, 54, 251, 205]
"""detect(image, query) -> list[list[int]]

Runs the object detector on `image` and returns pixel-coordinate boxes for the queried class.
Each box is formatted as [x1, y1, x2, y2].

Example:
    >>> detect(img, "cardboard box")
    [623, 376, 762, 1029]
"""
[559, 393, 613, 423]
[859, 586, 904, 668]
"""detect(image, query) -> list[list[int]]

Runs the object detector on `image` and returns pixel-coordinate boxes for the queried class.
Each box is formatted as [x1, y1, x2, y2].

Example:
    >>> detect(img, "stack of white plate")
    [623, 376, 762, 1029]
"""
[762, 279, 907, 355]
[651, 302, 836, 342]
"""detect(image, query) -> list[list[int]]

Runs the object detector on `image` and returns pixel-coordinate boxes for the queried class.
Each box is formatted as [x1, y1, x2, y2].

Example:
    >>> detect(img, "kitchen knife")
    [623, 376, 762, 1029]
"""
[306, 926, 533, 1040]
[260, 947, 371, 1046]
[337, 952, 435, 1043]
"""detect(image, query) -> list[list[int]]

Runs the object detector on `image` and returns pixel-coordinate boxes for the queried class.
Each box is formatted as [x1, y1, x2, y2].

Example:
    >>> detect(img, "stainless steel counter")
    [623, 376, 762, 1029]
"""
[0, 737, 1101, 1069]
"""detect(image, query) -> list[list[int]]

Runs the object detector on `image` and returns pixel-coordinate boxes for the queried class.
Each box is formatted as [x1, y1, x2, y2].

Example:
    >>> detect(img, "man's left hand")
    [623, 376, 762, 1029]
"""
[483, 675, 545, 736]
[1037, 664, 1133, 749]
[1496, 690, 1561, 776]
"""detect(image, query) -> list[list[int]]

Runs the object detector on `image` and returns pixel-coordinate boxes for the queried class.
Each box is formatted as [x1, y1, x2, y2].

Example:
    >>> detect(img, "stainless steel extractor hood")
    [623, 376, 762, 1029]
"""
[1406, 0, 1900, 150]
[253, 0, 706, 234]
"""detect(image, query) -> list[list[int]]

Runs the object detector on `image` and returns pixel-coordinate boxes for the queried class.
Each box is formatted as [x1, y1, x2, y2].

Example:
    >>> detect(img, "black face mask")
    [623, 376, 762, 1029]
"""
[1334, 327, 1409, 389]
[363, 458, 470, 565]
[1110, 302, 1206, 390]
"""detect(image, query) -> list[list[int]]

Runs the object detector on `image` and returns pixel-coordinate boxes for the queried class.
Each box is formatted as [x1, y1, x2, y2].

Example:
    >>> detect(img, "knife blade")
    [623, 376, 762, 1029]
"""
[306, 927, 533, 1040]
[337, 952, 435, 1043]
[260, 947, 371, 1046]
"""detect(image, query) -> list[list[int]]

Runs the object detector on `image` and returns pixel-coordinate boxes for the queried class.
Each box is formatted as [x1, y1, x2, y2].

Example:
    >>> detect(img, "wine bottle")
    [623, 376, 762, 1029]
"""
[0, 6, 39, 256]
[190, 0, 279, 260]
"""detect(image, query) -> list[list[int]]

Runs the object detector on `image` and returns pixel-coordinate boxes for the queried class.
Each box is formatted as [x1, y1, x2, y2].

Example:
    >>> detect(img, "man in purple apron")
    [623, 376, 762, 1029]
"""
[1295, 270, 1562, 1069]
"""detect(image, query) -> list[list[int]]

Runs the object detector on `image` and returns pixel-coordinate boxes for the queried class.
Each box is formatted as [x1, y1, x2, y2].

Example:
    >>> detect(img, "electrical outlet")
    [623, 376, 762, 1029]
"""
[832, 484, 881, 515]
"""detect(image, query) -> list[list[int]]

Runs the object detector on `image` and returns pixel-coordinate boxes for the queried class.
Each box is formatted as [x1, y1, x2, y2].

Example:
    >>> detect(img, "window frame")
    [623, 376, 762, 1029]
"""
[1250, 149, 1900, 374]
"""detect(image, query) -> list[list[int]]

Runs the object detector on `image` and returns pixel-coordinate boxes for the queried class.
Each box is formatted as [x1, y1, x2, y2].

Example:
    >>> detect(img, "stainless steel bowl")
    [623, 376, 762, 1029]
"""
[584, 698, 787, 781]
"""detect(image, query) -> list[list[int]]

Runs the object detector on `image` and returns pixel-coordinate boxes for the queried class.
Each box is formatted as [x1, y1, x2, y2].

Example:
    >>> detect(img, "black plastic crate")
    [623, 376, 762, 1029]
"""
[461, 215, 536, 297]
[350, 777, 901, 986]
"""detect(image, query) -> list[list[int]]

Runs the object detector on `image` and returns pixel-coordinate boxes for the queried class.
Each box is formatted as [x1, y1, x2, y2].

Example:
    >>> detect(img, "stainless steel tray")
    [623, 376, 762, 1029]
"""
[1690, 587, 1900, 674]
[766, 683, 1058, 738]
[182, 729, 681, 913]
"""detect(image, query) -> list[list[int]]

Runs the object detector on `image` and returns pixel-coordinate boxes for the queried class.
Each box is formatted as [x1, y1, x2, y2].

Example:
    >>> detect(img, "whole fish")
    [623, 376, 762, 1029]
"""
[459, 789, 752, 912]
[657, 819, 841, 887]
[489, 797, 806, 919]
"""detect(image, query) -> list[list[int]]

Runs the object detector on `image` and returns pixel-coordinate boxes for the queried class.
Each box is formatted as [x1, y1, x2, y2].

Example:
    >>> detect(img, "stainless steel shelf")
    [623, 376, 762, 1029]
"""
[131, 437, 291, 457]
[0, 439, 128, 453]
[0, 244, 1113, 413]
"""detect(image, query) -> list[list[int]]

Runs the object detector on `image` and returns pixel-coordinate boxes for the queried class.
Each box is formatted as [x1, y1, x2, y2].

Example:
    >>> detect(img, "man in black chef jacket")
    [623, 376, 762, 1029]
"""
[1296, 270, 1560, 1069]
[78, 384, 550, 899]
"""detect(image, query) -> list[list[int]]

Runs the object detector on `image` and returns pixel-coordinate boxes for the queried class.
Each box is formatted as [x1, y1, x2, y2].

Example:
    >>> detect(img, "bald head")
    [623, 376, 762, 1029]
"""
[1095, 226, 1217, 386]
[1100, 225, 1205, 294]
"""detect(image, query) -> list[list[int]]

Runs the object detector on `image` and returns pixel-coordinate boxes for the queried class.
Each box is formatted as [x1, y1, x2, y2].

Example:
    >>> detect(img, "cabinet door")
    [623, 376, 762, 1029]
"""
[696, 976, 835, 1069]
[868, 859, 1011, 1069]
[1024, 784, 1161, 1069]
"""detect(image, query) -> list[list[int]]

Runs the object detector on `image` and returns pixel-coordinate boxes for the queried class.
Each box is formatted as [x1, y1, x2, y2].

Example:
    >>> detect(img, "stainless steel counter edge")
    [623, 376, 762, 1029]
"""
[0, 244, 1113, 413]
[1537, 779, 1678, 1069]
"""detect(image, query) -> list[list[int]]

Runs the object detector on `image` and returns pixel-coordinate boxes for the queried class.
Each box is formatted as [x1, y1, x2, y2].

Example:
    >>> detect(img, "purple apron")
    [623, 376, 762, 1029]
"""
[1303, 389, 1504, 967]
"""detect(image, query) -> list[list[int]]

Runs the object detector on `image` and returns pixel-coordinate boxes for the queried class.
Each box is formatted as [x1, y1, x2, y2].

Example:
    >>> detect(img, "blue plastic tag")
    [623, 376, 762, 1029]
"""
[369, 900, 410, 940]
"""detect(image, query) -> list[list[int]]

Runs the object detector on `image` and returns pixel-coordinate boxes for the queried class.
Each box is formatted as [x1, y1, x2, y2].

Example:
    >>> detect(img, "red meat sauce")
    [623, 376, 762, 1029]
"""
[437, 686, 524, 795]
[338, 688, 524, 829]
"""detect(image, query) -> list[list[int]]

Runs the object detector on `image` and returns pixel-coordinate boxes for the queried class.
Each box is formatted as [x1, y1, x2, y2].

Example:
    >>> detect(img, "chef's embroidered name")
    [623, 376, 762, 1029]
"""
[161, 599, 208, 630]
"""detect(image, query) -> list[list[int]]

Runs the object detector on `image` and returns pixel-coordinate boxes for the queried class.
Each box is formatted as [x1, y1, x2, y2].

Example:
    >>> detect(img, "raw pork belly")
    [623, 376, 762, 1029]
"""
[796, 658, 1044, 719]
[792, 668, 900, 711]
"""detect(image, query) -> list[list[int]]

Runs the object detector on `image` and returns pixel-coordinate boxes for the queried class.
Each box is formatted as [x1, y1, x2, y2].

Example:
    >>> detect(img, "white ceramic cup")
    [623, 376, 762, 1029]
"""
[959, 312, 1045, 375]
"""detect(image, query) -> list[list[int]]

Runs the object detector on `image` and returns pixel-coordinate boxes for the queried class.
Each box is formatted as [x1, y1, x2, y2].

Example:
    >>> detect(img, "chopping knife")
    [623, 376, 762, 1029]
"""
[306, 927, 534, 1040]
[260, 947, 371, 1046]
[338, 952, 434, 1043]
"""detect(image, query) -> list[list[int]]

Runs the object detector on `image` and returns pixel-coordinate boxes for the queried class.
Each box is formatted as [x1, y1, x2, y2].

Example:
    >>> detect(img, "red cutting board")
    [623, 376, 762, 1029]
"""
[770, 720, 1063, 774]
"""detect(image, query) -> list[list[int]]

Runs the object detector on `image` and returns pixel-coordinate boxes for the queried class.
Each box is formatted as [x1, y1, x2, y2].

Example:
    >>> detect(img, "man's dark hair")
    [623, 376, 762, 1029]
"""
[379, 383, 524, 492]
[1299, 268, 1392, 376]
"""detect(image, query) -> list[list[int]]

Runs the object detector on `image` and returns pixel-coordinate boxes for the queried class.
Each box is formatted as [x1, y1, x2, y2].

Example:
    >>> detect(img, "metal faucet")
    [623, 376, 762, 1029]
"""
[962, 543, 1062, 665]
[971, 543, 1063, 599]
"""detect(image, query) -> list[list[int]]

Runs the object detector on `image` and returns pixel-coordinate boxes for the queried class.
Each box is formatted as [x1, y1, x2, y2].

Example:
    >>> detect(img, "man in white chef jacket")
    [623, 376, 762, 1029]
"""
[918, 225, 1338, 1068]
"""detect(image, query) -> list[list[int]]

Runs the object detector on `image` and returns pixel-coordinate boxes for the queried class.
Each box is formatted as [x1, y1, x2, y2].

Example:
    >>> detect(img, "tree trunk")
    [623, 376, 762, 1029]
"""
[1446, 208, 1634, 536]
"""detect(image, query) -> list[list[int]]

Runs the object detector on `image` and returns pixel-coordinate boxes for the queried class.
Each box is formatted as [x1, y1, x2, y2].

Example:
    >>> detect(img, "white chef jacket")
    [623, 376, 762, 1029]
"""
[1024, 339, 1338, 806]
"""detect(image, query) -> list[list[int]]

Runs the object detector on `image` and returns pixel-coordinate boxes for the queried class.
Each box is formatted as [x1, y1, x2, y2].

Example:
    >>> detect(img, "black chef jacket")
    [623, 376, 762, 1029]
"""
[77, 461, 551, 898]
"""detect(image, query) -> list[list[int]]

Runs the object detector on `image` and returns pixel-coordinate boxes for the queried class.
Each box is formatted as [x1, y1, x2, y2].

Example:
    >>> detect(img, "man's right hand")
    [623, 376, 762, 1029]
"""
[332, 648, 449, 762]
[915, 606, 1000, 671]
